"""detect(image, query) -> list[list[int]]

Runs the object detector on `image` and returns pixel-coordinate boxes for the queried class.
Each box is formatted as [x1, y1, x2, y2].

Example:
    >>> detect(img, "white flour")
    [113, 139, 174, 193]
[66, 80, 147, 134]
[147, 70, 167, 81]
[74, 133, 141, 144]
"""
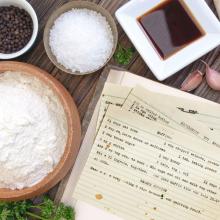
[0, 71, 67, 190]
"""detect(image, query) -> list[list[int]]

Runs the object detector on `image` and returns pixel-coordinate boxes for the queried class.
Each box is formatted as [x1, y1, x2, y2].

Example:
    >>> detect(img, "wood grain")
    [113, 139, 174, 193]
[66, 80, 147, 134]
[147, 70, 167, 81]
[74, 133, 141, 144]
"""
[8, 0, 220, 201]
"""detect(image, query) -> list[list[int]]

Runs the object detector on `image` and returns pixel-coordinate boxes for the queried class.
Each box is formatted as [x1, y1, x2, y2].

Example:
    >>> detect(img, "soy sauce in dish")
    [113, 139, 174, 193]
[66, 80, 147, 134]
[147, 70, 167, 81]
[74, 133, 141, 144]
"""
[137, 0, 205, 60]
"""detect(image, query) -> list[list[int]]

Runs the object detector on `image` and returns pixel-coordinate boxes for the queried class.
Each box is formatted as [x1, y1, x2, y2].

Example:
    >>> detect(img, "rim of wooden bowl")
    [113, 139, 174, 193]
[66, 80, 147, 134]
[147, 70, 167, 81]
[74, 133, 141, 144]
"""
[43, 1, 118, 75]
[0, 61, 81, 201]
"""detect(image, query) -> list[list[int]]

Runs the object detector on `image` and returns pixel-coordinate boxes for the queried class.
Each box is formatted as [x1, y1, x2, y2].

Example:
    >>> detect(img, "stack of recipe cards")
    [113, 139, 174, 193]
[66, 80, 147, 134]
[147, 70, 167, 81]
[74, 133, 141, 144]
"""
[62, 69, 220, 220]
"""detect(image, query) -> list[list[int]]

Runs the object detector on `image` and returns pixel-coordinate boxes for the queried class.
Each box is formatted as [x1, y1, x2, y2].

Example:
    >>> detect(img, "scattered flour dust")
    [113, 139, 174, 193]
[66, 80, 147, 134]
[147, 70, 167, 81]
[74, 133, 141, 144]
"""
[49, 9, 114, 73]
[0, 71, 67, 190]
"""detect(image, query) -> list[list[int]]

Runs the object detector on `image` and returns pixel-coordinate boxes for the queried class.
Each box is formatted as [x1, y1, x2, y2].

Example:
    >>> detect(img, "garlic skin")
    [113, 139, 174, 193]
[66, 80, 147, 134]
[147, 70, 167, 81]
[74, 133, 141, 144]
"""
[214, 0, 220, 18]
[205, 63, 220, 91]
[181, 70, 203, 92]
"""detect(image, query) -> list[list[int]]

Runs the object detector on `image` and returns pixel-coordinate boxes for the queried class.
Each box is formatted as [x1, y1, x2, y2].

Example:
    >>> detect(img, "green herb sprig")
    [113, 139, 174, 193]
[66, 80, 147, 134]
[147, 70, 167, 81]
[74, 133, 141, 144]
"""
[0, 196, 74, 220]
[113, 44, 135, 65]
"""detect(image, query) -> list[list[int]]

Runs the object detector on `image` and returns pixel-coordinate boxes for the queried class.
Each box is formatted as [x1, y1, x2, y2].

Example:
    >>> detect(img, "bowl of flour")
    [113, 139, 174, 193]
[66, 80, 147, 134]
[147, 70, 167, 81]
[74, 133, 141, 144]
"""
[43, 1, 118, 75]
[0, 61, 81, 201]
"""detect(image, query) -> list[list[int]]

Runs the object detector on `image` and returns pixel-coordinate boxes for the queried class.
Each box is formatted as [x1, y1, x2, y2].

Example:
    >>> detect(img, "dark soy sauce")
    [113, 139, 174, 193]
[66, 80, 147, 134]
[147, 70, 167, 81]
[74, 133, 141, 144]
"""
[137, 0, 205, 59]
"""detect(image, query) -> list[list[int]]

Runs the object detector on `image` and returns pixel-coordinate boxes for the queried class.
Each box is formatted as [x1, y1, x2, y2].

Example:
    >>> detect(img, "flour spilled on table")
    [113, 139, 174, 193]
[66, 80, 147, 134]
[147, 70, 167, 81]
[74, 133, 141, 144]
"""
[0, 72, 67, 190]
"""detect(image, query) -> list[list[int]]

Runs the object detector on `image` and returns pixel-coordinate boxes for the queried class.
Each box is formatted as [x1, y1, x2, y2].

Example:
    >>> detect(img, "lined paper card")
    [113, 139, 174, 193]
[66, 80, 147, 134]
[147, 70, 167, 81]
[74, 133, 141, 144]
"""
[127, 86, 220, 132]
[96, 83, 131, 131]
[122, 85, 220, 148]
[74, 106, 220, 220]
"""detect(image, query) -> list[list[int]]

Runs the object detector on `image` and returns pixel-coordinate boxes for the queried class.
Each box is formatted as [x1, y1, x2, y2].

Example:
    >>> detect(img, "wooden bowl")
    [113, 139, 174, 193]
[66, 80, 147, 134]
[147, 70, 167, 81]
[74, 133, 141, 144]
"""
[43, 1, 118, 75]
[0, 61, 81, 201]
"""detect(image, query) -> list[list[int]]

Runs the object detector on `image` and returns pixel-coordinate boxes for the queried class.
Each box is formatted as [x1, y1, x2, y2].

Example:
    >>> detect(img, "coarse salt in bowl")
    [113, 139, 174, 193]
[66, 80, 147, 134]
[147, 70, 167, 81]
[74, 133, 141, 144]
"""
[44, 1, 118, 75]
[49, 9, 113, 73]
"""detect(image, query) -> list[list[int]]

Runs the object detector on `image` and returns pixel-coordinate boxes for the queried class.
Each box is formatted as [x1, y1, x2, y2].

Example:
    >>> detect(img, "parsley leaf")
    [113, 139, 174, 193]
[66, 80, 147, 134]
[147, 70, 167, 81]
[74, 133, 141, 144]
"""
[114, 44, 135, 65]
[0, 197, 75, 220]
[39, 196, 56, 219]
[0, 209, 11, 220]
[54, 203, 75, 220]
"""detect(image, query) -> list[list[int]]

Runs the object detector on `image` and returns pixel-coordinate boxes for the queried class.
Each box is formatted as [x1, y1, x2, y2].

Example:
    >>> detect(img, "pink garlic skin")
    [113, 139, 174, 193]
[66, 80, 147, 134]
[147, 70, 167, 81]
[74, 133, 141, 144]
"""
[205, 64, 220, 91]
[181, 70, 203, 92]
[214, 0, 220, 18]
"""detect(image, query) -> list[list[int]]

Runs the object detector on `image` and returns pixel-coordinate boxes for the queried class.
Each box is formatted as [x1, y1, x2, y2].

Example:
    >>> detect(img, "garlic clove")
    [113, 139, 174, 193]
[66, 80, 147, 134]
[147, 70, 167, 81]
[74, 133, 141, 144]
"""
[203, 61, 220, 91]
[181, 70, 204, 92]
[214, 0, 220, 18]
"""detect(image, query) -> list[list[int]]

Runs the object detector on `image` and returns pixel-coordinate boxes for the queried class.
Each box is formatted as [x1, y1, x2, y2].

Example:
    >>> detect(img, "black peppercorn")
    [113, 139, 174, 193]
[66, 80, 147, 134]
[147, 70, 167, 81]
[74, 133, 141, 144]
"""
[0, 5, 33, 54]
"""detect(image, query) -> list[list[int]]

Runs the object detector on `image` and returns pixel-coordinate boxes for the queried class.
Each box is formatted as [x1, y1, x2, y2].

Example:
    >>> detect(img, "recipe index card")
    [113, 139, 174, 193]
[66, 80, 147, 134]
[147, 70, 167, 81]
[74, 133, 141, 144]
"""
[122, 85, 220, 148]
[74, 106, 220, 220]
[96, 83, 131, 131]
[134, 86, 220, 132]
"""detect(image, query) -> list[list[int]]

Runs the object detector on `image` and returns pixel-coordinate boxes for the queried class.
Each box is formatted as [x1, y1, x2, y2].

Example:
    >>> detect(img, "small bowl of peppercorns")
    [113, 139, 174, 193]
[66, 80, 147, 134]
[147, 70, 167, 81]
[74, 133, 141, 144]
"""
[0, 0, 38, 59]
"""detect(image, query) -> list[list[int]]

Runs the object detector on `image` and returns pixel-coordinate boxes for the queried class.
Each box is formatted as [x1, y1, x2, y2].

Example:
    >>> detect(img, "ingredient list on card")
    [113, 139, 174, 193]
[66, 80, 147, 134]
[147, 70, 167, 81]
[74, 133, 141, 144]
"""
[74, 106, 220, 220]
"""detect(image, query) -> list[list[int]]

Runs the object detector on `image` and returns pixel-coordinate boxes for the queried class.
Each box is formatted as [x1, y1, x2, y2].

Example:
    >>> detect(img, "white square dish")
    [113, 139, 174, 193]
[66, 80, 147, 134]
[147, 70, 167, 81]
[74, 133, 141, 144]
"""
[115, 0, 220, 81]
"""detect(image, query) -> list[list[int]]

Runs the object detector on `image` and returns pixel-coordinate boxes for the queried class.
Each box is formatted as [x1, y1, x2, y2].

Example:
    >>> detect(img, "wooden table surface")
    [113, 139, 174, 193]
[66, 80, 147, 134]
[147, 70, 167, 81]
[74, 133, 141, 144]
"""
[22, 0, 220, 201]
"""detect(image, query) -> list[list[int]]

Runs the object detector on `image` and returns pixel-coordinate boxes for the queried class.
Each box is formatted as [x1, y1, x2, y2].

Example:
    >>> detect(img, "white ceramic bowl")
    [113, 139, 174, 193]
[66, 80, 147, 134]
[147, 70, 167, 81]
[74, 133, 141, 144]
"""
[0, 0, 38, 59]
[116, 0, 220, 81]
